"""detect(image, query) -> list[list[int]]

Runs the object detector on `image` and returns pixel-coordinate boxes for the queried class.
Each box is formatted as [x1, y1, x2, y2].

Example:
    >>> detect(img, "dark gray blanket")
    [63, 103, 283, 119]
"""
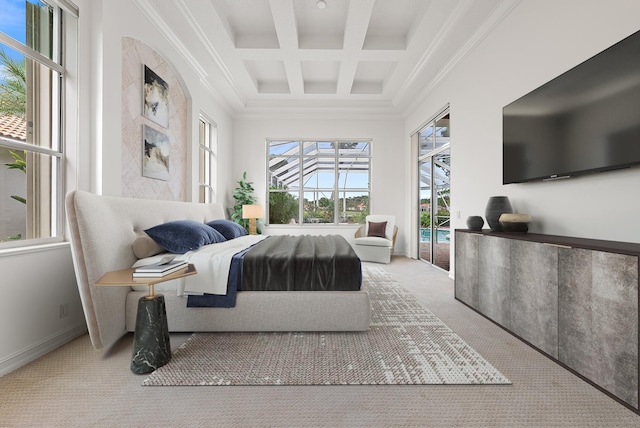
[241, 235, 362, 291]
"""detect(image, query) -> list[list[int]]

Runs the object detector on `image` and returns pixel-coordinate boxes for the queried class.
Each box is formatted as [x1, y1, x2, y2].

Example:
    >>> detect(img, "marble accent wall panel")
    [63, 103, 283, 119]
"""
[454, 231, 480, 308]
[558, 248, 638, 408]
[509, 240, 559, 358]
[478, 235, 511, 326]
[121, 37, 187, 201]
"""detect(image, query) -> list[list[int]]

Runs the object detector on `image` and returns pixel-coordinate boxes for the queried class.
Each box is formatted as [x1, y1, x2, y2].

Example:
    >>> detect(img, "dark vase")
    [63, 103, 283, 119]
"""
[485, 196, 513, 232]
[466, 216, 484, 231]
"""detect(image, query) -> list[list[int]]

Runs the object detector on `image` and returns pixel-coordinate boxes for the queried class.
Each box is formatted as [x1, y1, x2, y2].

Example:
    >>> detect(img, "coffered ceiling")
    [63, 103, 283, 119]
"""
[133, 0, 519, 117]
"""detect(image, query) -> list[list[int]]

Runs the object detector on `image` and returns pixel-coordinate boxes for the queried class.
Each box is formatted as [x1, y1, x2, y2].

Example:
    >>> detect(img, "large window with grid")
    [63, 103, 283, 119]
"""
[0, 0, 73, 248]
[268, 140, 371, 225]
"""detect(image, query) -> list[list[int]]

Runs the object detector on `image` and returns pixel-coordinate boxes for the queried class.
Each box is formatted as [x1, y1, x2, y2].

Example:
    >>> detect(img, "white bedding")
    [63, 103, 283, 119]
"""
[132, 235, 267, 296]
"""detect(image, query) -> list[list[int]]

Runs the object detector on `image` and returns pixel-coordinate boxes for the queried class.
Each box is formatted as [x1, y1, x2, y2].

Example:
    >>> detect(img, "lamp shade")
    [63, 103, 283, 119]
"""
[242, 204, 263, 219]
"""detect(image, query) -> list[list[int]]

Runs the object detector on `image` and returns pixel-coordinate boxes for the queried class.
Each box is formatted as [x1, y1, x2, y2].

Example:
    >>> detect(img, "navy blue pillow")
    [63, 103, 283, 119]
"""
[206, 219, 248, 240]
[145, 220, 226, 254]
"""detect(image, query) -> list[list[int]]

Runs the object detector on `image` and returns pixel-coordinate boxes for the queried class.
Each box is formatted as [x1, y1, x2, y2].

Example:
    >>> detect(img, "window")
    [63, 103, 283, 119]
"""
[0, 0, 72, 248]
[198, 115, 217, 203]
[268, 140, 370, 225]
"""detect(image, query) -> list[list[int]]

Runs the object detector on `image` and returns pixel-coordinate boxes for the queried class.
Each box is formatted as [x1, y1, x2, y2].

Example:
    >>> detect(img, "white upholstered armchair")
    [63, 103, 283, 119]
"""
[353, 215, 398, 264]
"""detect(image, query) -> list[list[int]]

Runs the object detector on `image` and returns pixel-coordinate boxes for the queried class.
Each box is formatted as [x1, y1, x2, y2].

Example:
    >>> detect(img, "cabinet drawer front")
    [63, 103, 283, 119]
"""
[454, 231, 480, 307]
[509, 240, 559, 358]
[559, 249, 638, 409]
[477, 235, 511, 325]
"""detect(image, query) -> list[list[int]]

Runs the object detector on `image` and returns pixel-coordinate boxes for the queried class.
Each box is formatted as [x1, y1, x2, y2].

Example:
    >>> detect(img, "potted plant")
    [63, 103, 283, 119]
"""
[231, 171, 257, 231]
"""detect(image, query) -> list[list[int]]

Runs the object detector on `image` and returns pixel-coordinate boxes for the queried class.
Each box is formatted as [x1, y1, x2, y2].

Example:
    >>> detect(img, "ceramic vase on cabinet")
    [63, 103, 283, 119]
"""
[466, 216, 484, 231]
[485, 196, 513, 232]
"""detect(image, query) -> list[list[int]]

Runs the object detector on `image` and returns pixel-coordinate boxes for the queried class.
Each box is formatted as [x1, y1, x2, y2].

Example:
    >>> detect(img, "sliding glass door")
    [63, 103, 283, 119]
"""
[417, 111, 450, 271]
[432, 148, 451, 269]
[418, 157, 432, 261]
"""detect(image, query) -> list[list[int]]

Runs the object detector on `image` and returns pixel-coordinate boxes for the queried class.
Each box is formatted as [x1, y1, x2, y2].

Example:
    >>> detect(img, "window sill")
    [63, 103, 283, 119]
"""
[0, 240, 70, 258]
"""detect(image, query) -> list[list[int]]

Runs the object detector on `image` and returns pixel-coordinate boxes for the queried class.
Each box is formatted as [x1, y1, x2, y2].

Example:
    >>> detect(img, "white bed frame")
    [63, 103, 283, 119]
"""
[66, 190, 371, 350]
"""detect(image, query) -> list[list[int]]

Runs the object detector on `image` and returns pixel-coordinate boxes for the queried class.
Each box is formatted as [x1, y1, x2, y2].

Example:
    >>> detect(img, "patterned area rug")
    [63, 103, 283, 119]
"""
[142, 267, 510, 386]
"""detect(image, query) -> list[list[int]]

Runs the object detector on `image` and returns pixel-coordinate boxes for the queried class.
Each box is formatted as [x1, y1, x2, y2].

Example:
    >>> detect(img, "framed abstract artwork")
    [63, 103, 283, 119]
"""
[143, 65, 169, 128]
[142, 124, 170, 181]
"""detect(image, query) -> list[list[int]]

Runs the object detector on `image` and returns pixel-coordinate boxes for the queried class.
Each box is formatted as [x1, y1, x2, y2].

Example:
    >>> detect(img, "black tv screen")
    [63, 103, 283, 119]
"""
[503, 29, 640, 184]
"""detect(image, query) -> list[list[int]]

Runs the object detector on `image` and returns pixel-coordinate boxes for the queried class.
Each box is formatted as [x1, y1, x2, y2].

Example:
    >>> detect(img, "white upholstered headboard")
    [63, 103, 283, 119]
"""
[65, 190, 226, 349]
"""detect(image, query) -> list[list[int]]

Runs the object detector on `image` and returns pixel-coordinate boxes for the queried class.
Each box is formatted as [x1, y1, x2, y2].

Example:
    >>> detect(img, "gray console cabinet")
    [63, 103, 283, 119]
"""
[455, 230, 639, 411]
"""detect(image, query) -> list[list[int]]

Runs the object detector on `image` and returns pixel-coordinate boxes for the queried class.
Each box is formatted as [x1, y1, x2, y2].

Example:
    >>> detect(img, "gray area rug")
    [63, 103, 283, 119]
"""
[143, 267, 510, 386]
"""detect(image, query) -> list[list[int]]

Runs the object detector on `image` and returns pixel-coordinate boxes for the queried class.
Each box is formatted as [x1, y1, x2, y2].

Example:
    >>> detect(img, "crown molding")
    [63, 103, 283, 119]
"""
[396, 0, 472, 104]
[174, 0, 248, 107]
[401, 0, 522, 115]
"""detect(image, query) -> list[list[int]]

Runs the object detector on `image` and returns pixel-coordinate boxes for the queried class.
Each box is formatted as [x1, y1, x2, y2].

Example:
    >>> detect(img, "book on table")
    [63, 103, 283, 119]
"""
[133, 257, 188, 277]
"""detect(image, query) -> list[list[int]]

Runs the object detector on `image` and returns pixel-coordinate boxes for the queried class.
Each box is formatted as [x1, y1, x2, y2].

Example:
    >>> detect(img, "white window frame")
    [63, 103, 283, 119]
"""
[0, 0, 69, 250]
[198, 114, 217, 203]
[267, 139, 371, 226]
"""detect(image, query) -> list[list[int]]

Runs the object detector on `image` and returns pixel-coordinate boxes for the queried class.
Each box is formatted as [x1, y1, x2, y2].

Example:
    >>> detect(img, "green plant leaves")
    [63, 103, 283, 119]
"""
[232, 171, 257, 230]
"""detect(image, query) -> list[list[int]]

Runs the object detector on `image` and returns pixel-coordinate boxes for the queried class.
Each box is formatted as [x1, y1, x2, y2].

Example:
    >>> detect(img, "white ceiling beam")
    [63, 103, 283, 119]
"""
[270, 0, 304, 95]
[337, 0, 375, 96]
[232, 48, 404, 62]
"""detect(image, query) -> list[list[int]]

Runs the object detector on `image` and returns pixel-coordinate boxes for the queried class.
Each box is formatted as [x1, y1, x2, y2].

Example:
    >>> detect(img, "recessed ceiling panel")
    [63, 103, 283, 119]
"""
[302, 60, 339, 94]
[354, 61, 397, 81]
[351, 61, 398, 94]
[294, 0, 348, 49]
[245, 60, 289, 94]
[258, 81, 291, 94]
[214, 0, 279, 48]
[302, 60, 339, 81]
[364, 0, 430, 50]
[350, 81, 383, 95]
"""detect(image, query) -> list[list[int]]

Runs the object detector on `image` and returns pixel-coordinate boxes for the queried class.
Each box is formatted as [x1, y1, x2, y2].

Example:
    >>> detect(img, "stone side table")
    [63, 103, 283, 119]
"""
[95, 264, 197, 374]
[130, 294, 171, 374]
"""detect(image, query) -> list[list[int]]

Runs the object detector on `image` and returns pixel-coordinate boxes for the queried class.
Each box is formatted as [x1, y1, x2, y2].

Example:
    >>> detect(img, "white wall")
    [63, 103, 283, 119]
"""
[0, 245, 85, 376]
[405, 0, 640, 274]
[232, 115, 407, 253]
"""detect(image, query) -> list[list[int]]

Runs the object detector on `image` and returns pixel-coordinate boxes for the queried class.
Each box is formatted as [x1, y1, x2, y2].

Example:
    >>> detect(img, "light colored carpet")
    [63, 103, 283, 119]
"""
[143, 267, 509, 386]
[1, 257, 640, 427]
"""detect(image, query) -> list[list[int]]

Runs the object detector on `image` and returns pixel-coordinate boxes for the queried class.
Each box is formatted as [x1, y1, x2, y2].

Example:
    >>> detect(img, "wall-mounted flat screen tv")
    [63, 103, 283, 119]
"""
[503, 29, 640, 184]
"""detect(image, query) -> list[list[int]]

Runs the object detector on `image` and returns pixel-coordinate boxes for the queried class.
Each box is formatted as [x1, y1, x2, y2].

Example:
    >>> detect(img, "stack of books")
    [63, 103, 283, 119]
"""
[133, 256, 189, 278]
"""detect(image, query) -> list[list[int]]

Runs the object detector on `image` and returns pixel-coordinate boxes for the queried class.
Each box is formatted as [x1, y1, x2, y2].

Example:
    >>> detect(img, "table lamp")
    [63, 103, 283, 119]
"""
[242, 204, 263, 235]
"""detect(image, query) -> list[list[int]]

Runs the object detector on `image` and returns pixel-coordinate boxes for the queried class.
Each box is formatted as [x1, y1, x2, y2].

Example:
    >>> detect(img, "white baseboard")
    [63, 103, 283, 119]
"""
[0, 325, 87, 377]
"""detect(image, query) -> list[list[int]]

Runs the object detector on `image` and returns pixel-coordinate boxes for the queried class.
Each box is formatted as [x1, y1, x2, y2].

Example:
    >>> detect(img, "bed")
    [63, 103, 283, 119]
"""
[65, 190, 371, 350]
